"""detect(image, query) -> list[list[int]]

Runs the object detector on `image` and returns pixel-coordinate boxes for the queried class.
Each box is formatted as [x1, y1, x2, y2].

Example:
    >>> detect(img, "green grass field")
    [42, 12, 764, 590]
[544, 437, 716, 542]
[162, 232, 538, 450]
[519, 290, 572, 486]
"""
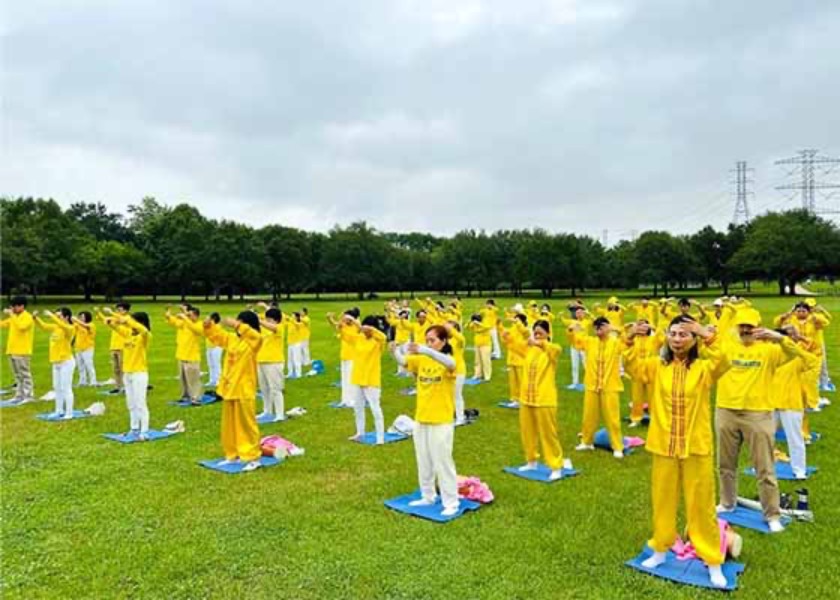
[2, 294, 839, 599]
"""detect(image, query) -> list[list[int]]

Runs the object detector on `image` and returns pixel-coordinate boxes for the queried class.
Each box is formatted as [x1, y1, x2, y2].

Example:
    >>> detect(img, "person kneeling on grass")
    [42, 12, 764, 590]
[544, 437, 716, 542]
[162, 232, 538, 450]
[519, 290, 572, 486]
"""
[391, 325, 460, 517]
[625, 316, 730, 588]
[204, 311, 264, 472]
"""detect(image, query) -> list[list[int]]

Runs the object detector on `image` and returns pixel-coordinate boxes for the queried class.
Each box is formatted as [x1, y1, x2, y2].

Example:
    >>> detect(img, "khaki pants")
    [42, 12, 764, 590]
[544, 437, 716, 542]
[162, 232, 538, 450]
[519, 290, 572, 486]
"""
[9, 355, 34, 401]
[473, 345, 492, 381]
[179, 361, 203, 402]
[110, 350, 124, 389]
[716, 408, 780, 520]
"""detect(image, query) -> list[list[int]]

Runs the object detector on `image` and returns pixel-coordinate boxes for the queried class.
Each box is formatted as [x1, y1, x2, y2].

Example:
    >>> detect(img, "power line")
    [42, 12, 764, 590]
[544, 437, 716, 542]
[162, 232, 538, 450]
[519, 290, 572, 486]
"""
[775, 149, 840, 215]
[731, 160, 753, 225]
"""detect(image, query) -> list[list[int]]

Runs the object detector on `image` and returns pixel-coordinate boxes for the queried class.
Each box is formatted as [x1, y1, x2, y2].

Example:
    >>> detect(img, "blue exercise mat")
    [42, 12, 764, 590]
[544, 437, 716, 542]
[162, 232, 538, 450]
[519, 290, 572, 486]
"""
[355, 431, 408, 445]
[744, 462, 817, 481]
[399, 387, 417, 396]
[199, 456, 281, 474]
[102, 429, 181, 443]
[497, 401, 520, 409]
[775, 429, 820, 444]
[464, 378, 486, 386]
[256, 413, 287, 425]
[384, 490, 482, 523]
[36, 410, 92, 421]
[0, 399, 25, 408]
[169, 393, 219, 407]
[328, 401, 353, 409]
[593, 428, 636, 455]
[625, 546, 744, 591]
[503, 464, 580, 483]
[718, 505, 791, 534]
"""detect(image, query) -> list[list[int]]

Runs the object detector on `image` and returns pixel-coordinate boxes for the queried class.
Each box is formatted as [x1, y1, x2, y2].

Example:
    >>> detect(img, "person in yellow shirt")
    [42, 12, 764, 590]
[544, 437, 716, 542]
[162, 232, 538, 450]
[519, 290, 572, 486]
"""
[569, 316, 626, 457]
[626, 319, 664, 428]
[661, 297, 706, 323]
[165, 304, 205, 405]
[499, 314, 529, 407]
[391, 324, 461, 517]
[34, 308, 76, 419]
[561, 306, 591, 391]
[0, 295, 36, 403]
[481, 300, 502, 359]
[716, 308, 809, 532]
[257, 307, 287, 422]
[388, 308, 413, 376]
[629, 297, 658, 328]
[624, 316, 730, 588]
[72, 311, 98, 387]
[468, 313, 493, 381]
[203, 310, 263, 471]
[775, 301, 833, 398]
[103, 310, 152, 439]
[505, 319, 572, 480]
[327, 309, 361, 408]
[345, 316, 388, 444]
[101, 301, 131, 394]
[300, 308, 312, 368]
[205, 312, 224, 389]
[411, 310, 430, 343]
[443, 321, 468, 424]
[703, 299, 737, 339]
[592, 296, 627, 330]
[286, 311, 305, 379]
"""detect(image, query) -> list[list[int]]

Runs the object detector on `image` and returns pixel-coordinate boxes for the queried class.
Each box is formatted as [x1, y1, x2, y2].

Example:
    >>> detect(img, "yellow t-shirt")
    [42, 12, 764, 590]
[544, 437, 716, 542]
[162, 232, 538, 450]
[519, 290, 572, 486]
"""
[166, 315, 203, 363]
[113, 317, 151, 373]
[480, 306, 499, 327]
[100, 312, 127, 351]
[349, 329, 387, 388]
[449, 329, 467, 376]
[73, 322, 97, 352]
[717, 338, 804, 411]
[36, 315, 74, 363]
[519, 342, 562, 407]
[0, 311, 35, 356]
[407, 354, 456, 424]
[300, 316, 311, 341]
[468, 321, 492, 347]
[205, 323, 262, 401]
[258, 322, 286, 363]
[287, 320, 303, 345]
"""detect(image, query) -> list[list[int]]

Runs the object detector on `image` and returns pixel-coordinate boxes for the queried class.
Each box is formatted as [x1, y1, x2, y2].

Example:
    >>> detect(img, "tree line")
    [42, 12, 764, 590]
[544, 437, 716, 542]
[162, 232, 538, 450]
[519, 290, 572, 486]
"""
[2, 196, 838, 300]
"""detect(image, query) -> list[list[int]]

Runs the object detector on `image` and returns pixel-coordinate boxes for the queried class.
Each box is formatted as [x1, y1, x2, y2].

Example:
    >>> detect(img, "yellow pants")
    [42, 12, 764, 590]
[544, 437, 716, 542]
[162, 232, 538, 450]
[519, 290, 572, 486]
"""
[473, 345, 492, 380]
[649, 454, 723, 566]
[221, 397, 261, 461]
[519, 405, 563, 469]
[581, 390, 622, 450]
[508, 365, 523, 402]
[630, 379, 652, 423]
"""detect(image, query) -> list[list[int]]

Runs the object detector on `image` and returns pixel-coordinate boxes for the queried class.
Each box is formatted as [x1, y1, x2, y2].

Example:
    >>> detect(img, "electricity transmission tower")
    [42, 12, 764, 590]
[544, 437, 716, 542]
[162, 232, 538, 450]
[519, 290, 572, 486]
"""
[731, 160, 753, 225]
[775, 149, 840, 215]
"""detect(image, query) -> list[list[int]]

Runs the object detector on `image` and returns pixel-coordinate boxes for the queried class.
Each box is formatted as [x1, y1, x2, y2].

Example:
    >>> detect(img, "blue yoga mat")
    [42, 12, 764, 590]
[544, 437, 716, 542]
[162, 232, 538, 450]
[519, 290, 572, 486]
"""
[625, 546, 744, 591]
[328, 401, 353, 409]
[464, 378, 486, 386]
[744, 462, 817, 481]
[775, 429, 820, 444]
[102, 429, 181, 444]
[497, 401, 520, 409]
[593, 428, 636, 454]
[36, 410, 92, 422]
[169, 393, 219, 407]
[399, 387, 417, 396]
[0, 399, 25, 408]
[718, 505, 791, 534]
[355, 431, 408, 445]
[503, 464, 580, 483]
[199, 456, 281, 474]
[384, 490, 482, 523]
[256, 413, 287, 425]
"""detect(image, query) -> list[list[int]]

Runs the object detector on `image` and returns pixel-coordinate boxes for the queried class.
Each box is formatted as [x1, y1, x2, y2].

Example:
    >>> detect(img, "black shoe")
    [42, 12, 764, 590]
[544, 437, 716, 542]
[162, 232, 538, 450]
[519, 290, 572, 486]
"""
[108, 388, 121, 395]
[146, 385, 154, 391]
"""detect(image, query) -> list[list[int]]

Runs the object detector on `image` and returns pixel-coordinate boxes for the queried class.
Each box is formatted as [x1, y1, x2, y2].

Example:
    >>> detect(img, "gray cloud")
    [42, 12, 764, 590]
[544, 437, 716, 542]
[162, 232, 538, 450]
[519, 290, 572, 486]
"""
[3, 0, 839, 241]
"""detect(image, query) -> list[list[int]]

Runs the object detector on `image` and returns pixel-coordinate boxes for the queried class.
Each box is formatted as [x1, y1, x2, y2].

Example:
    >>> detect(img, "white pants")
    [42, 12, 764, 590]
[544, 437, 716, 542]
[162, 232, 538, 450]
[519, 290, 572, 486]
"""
[206, 346, 223, 387]
[570, 349, 585, 385]
[301, 340, 311, 366]
[490, 327, 502, 359]
[354, 385, 384, 442]
[341, 360, 354, 405]
[777, 410, 806, 478]
[75, 349, 97, 386]
[287, 343, 304, 378]
[414, 422, 459, 510]
[125, 372, 150, 433]
[258, 363, 285, 417]
[52, 358, 76, 415]
[455, 375, 466, 421]
[819, 344, 832, 388]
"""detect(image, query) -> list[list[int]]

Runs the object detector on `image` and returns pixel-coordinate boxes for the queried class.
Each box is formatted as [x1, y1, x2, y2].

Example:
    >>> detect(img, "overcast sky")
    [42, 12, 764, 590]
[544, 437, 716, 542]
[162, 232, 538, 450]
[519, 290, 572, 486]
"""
[3, 0, 839, 242]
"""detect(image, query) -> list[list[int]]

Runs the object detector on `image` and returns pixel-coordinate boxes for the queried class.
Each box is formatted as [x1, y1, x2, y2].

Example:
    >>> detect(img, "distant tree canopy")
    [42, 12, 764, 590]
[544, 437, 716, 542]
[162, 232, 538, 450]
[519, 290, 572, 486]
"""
[2, 196, 838, 300]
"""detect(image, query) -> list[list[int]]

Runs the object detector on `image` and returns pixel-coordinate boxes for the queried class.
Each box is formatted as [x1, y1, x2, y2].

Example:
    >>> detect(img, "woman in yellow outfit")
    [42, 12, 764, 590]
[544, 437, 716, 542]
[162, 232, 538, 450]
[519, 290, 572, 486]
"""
[204, 311, 263, 471]
[344, 316, 388, 445]
[625, 316, 730, 588]
[34, 308, 76, 419]
[629, 297, 658, 328]
[499, 314, 529, 407]
[387, 308, 413, 376]
[561, 306, 591, 390]
[443, 321, 468, 424]
[327, 309, 360, 408]
[467, 313, 493, 381]
[569, 316, 626, 457]
[72, 311, 98, 387]
[627, 319, 664, 428]
[593, 296, 627, 330]
[481, 300, 502, 359]
[504, 319, 572, 480]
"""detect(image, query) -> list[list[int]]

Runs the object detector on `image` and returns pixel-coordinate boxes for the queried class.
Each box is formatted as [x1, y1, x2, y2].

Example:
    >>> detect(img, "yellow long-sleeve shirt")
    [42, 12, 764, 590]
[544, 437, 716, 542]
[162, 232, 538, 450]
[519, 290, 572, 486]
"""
[625, 338, 730, 458]
[205, 322, 262, 401]
[511, 340, 562, 407]
[468, 321, 492, 347]
[349, 329, 387, 388]
[257, 322, 286, 363]
[407, 354, 456, 424]
[772, 345, 820, 411]
[596, 306, 625, 329]
[35, 314, 75, 363]
[500, 321, 530, 367]
[480, 306, 499, 328]
[338, 322, 359, 361]
[0, 310, 34, 355]
[411, 320, 430, 343]
[448, 329, 467, 376]
[300, 316, 311, 341]
[774, 313, 829, 354]
[108, 316, 151, 373]
[572, 333, 625, 392]
[74, 322, 97, 352]
[100, 312, 126, 351]
[166, 315, 204, 362]
[631, 303, 659, 326]
[287, 320, 304, 345]
[387, 315, 413, 344]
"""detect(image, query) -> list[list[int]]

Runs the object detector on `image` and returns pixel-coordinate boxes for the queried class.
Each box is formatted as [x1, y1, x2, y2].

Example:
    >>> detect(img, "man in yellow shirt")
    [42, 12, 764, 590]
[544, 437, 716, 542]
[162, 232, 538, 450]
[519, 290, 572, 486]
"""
[0, 296, 36, 403]
[165, 304, 205, 405]
[102, 301, 131, 394]
[716, 308, 808, 532]
[257, 307, 286, 422]
[481, 300, 502, 359]
[72, 311, 98, 387]
[467, 313, 493, 381]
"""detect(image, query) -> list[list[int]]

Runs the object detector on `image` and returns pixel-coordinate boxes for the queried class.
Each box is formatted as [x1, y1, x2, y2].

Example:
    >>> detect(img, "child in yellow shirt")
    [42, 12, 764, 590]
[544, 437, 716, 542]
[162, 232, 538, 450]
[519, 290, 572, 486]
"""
[103, 309, 152, 439]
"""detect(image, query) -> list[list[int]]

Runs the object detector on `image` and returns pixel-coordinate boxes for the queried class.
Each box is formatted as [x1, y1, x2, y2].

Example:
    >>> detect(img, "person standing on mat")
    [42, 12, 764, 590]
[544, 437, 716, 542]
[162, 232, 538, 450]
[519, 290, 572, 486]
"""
[443, 320, 467, 425]
[569, 316, 626, 458]
[716, 308, 808, 533]
[33, 308, 76, 419]
[101, 301, 131, 395]
[499, 313, 529, 408]
[625, 316, 730, 588]
[257, 307, 287, 422]
[481, 300, 502, 360]
[205, 312, 224, 389]
[392, 325, 461, 517]
[467, 313, 493, 381]
[204, 311, 264, 472]
[627, 319, 663, 428]
[504, 319, 572, 481]
[327, 310, 360, 408]
[165, 304, 205, 405]
[561, 305, 591, 391]
[102, 308, 152, 439]
[0, 295, 36, 403]
[345, 316, 387, 445]
[72, 311, 98, 387]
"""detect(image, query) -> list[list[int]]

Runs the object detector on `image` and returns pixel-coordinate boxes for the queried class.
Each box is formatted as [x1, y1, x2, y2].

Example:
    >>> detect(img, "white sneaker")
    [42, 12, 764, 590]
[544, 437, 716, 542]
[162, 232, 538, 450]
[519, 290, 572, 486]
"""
[348, 434, 362, 442]
[242, 460, 261, 472]
[518, 462, 538, 472]
[708, 564, 727, 588]
[548, 469, 563, 481]
[409, 498, 436, 507]
[641, 551, 667, 569]
[628, 421, 640, 428]
[441, 506, 459, 517]
[767, 519, 785, 533]
[562, 458, 574, 471]
[455, 417, 466, 426]
[716, 503, 735, 513]
[575, 443, 594, 451]
[613, 450, 624, 459]
[62, 413, 74, 420]
[257, 412, 271, 419]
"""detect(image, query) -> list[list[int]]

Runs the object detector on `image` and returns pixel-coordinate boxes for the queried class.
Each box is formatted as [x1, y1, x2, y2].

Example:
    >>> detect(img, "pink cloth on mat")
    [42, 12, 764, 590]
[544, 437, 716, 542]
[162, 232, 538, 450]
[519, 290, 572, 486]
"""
[625, 436, 645, 448]
[457, 476, 494, 504]
[671, 518, 729, 561]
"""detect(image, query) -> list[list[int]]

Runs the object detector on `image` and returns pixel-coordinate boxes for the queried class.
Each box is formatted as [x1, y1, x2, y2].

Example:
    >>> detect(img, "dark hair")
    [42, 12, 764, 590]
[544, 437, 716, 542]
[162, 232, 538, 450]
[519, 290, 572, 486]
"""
[416, 310, 427, 318]
[10, 295, 27, 307]
[237, 310, 261, 333]
[593, 316, 610, 328]
[794, 302, 811, 311]
[426, 324, 453, 355]
[678, 297, 691, 308]
[533, 319, 552, 338]
[362, 315, 379, 328]
[116, 302, 132, 311]
[486, 299, 496, 306]
[662, 315, 699, 367]
[79, 310, 93, 323]
[57, 307, 72, 321]
[210, 312, 221, 324]
[188, 306, 201, 316]
[265, 308, 282, 322]
[348, 307, 361, 319]
[446, 320, 462, 332]
[470, 313, 482, 323]
[294, 312, 301, 321]
[540, 303, 551, 312]
[133, 311, 151, 332]
[514, 313, 528, 326]
[302, 307, 308, 314]
[398, 310, 409, 319]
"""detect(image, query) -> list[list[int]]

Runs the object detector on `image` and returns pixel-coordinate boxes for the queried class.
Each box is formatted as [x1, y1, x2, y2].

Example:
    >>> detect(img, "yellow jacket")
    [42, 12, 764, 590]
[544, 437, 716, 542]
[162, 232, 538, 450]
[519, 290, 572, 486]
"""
[205, 322, 262, 401]
[387, 314, 413, 344]
[107, 316, 151, 373]
[35, 314, 75, 363]
[166, 315, 203, 362]
[774, 313, 829, 354]
[571, 332, 625, 392]
[626, 332, 664, 384]
[0, 310, 34, 356]
[338, 322, 359, 361]
[631, 303, 658, 326]
[772, 344, 820, 411]
[509, 339, 562, 407]
[348, 328, 387, 387]
[411, 320, 430, 344]
[73, 322, 97, 352]
[500, 321, 529, 367]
